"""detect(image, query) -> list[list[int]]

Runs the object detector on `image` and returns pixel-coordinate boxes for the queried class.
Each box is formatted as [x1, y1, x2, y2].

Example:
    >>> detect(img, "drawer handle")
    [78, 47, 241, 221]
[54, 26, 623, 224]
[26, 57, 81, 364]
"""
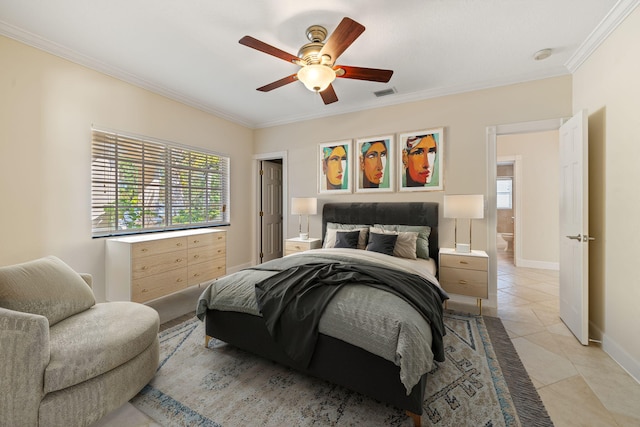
[194, 254, 200, 259]
[295, 245, 301, 249]
[177, 278, 183, 282]
[176, 258, 183, 263]
[193, 239, 200, 244]
[142, 266, 148, 270]
[217, 249, 222, 253]
[141, 248, 148, 252]
[141, 288, 148, 293]
[459, 280, 468, 285]
[193, 273, 200, 277]
[459, 261, 469, 265]
[177, 243, 183, 247]
[217, 236, 223, 240]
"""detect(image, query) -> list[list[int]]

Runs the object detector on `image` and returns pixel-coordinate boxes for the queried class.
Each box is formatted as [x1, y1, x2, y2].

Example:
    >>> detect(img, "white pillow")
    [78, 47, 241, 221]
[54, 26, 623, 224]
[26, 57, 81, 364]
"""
[323, 223, 369, 249]
[370, 227, 418, 260]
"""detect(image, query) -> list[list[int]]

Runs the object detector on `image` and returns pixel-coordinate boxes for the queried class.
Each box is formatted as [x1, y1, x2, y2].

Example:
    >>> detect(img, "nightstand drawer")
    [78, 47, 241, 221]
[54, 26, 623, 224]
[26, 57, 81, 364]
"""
[440, 253, 488, 271]
[285, 238, 321, 255]
[439, 267, 488, 298]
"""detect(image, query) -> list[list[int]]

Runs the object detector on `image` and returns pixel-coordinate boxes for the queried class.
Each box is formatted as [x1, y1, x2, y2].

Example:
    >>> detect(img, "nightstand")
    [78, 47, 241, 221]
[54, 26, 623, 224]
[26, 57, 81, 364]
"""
[285, 237, 321, 255]
[439, 248, 488, 314]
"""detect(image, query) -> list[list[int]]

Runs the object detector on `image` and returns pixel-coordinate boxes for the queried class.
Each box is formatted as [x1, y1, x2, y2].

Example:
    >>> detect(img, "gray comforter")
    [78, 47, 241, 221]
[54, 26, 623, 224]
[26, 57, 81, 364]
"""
[196, 248, 446, 393]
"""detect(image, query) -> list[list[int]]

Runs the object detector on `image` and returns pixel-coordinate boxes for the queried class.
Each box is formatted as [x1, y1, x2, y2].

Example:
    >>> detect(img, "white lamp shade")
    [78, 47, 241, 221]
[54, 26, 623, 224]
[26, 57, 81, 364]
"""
[291, 197, 317, 215]
[296, 64, 336, 92]
[443, 195, 484, 219]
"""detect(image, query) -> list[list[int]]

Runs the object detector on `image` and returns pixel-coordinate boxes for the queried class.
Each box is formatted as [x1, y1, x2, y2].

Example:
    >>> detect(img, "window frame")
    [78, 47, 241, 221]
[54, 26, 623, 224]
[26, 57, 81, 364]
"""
[91, 128, 230, 238]
[496, 177, 513, 210]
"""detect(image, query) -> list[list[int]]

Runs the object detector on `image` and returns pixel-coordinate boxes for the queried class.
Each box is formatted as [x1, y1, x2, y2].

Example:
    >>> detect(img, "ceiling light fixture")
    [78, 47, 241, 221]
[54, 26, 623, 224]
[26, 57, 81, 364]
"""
[533, 48, 552, 61]
[296, 64, 336, 92]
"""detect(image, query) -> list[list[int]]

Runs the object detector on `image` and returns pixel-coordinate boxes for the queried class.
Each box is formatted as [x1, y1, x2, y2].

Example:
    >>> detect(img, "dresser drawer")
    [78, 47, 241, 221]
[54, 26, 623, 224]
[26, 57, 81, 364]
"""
[132, 267, 188, 303]
[439, 266, 488, 298]
[132, 237, 187, 259]
[187, 232, 224, 249]
[132, 249, 188, 279]
[187, 261, 226, 286]
[440, 253, 488, 271]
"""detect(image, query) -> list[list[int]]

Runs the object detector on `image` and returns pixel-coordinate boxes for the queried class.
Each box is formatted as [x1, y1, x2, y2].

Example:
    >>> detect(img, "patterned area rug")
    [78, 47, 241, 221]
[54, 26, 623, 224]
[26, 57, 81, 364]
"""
[131, 312, 552, 426]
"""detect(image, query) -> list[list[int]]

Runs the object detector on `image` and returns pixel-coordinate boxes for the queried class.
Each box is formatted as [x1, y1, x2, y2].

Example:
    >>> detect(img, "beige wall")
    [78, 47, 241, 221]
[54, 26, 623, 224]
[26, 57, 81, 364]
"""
[573, 6, 640, 380]
[255, 76, 572, 307]
[498, 130, 560, 265]
[0, 36, 254, 301]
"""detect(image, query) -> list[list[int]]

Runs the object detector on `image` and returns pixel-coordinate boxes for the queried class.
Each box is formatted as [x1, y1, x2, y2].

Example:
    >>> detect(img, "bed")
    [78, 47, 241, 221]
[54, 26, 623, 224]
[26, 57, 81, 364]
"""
[196, 202, 446, 426]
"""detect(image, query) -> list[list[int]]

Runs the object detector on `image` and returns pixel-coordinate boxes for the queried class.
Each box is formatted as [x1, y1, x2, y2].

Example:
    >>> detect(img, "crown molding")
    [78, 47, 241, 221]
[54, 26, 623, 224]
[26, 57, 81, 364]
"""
[565, 0, 640, 72]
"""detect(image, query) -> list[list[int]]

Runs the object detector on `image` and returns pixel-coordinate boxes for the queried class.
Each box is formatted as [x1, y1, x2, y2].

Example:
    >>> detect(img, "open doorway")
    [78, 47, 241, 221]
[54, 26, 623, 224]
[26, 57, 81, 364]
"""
[486, 119, 563, 306]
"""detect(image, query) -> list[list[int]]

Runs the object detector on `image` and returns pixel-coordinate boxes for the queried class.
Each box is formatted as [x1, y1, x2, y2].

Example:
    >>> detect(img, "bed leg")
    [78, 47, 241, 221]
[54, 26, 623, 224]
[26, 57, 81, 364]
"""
[205, 335, 212, 348]
[406, 410, 421, 426]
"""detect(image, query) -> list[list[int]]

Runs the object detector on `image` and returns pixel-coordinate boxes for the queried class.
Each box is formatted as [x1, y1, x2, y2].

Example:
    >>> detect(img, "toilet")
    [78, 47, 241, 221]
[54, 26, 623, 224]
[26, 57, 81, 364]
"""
[501, 233, 514, 252]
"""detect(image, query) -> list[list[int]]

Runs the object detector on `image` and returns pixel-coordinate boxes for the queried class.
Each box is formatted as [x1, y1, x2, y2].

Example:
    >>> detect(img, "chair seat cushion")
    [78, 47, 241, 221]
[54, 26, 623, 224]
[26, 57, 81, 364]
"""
[44, 301, 159, 394]
[0, 256, 96, 326]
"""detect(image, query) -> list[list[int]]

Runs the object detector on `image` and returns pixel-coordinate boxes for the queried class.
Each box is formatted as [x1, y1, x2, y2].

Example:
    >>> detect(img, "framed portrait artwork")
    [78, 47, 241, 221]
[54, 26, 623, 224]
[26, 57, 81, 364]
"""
[355, 135, 394, 193]
[318, 140, 352, 194]
[398, 128, 444, 192]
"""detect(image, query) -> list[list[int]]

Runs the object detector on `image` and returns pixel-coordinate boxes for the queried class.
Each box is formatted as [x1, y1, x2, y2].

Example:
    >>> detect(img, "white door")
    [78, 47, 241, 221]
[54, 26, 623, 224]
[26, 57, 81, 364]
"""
[559, 110, 590, 345]
[260, 161, 283, 263]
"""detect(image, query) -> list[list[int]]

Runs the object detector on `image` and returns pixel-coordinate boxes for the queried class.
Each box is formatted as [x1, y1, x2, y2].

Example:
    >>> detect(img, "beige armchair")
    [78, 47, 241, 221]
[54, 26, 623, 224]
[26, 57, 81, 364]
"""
[0, 256, 160, 427]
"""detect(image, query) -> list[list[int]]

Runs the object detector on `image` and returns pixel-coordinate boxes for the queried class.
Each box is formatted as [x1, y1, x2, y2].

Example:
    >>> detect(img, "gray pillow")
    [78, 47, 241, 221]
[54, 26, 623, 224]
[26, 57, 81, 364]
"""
[366, 232, 398, 256]
[334, 230, 360, 249]
[323, 222, 370, 249]
[374, 224, 431, 259]
[0, 256, 95, 326]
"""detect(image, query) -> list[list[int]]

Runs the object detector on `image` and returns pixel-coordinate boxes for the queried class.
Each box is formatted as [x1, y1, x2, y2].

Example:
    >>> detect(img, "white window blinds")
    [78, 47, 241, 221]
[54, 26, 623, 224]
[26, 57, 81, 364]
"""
[91, 129, 229, 237]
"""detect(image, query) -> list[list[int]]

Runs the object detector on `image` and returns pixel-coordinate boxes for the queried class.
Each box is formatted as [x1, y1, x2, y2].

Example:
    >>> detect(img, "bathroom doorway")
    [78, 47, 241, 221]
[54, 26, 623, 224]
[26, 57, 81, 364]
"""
[496, 158, 520, 266]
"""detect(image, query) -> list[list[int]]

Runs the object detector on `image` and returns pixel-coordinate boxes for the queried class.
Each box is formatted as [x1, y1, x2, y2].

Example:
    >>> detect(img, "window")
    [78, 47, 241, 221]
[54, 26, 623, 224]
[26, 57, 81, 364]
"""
[91, 129, 229, 237]
[496, 178, 513, 209]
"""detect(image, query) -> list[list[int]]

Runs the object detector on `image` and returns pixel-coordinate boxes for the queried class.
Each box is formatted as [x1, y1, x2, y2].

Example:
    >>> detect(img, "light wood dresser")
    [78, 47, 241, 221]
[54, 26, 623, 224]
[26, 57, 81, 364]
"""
[106, 229, 226, 303]
[439, 248, 488, 314]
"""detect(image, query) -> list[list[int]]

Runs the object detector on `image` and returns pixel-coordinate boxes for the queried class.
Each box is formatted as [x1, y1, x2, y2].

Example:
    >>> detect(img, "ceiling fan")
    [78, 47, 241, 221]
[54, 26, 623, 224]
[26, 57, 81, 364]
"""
[239, 17, 394, 105]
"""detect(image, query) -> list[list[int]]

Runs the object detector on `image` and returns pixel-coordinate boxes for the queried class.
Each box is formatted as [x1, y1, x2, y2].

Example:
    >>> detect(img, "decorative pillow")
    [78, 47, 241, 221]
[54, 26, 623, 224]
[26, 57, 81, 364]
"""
[334, 230, 360, 249]
[323, 223, 369, 249]
[370, 227, 418, 259]
[0, 256, 95, 326]
[374, 224, 431, 259]
[366, 232, 398, 256]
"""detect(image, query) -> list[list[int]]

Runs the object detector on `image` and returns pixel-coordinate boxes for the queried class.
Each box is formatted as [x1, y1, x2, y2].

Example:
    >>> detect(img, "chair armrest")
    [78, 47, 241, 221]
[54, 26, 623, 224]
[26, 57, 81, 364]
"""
[0, 307, 50, 427]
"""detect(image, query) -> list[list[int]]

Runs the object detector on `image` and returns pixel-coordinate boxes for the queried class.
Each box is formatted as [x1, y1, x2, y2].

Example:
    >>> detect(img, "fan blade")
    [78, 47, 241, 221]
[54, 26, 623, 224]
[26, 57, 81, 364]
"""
[335, 66, 394, 82]
[319, 17, 365, 64]
[239, 36, 301, 64]
[257, 74, 298, 92]
[320, 84, 339, 105]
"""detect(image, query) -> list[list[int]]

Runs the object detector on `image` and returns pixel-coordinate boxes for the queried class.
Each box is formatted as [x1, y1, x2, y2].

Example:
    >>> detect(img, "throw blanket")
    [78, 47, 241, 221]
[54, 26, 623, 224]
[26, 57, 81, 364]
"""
[255, 262, 447, 367]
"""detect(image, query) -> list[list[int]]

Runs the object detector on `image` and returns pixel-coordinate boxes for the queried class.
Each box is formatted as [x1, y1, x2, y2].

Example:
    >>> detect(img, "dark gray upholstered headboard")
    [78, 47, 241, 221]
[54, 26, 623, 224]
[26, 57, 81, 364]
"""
[322, 202, 439, 261]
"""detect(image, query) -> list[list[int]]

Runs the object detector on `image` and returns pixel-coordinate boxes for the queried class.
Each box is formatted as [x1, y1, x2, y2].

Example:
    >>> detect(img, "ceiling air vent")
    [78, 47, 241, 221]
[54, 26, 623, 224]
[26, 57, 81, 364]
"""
[374, 87, 397, 97]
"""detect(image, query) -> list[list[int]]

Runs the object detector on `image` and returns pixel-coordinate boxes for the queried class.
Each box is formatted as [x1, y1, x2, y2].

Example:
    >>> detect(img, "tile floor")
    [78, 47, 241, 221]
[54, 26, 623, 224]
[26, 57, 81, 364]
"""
[93, 253, 640, 426]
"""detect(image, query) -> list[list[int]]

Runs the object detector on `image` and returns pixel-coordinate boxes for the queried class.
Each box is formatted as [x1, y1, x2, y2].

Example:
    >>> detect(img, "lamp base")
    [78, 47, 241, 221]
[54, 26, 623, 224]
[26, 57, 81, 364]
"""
[455, 243, 471, 253]
[299, 232, 309, 240]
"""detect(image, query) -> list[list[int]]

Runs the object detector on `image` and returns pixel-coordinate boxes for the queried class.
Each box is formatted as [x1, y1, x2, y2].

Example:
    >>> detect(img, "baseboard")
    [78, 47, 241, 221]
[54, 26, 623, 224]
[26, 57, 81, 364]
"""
[515, 258, 559, 270]
[600, 332, 640, 385]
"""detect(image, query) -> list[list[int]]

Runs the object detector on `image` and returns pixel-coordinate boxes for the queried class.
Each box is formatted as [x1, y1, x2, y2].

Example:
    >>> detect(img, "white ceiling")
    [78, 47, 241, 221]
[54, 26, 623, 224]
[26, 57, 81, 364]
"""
[1, 0, 636, 128]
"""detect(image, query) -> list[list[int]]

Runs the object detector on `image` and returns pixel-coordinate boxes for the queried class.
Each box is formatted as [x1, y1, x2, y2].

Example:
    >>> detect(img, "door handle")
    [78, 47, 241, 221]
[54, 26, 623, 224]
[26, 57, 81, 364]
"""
[566, 234, 596, 242]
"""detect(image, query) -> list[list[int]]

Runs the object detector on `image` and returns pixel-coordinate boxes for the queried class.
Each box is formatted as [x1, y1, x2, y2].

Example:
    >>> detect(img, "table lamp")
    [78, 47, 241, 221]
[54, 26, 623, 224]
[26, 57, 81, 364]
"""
[443, 194, 484, 253]
[291, 197, 317, 240]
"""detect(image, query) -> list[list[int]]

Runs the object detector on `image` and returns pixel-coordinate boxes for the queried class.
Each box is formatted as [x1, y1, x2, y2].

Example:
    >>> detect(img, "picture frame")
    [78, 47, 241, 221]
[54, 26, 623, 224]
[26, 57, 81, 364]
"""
[398, 127, 444, 192]
[318, 140, 352, 194]
[355, 134, 394, 193]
